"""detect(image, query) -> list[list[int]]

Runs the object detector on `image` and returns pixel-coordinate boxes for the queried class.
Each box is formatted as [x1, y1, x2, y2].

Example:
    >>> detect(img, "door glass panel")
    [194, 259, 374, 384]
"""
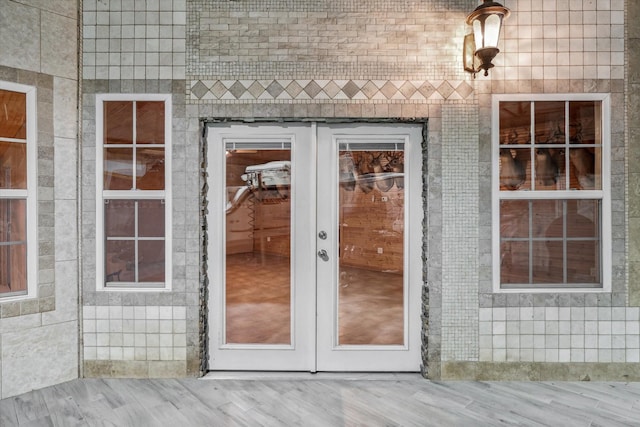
[338, 145, 404, 345]
[225, 148, 292, 344]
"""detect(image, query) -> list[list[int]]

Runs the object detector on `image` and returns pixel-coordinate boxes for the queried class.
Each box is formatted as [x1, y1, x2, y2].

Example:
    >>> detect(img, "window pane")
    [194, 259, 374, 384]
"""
[570, 101, 600, 145]
[532, 199, 563, 238]
[225, 149, 291, 344]
[136, 101, 164, 145]
[105, 240, 135, 282]
[104, 101, 133, 145]
[136, 148, 164, 190]
[138, 200, 164, 237]
[500, 200, 529, 238]
[105, 199, 135, 237]
[567, 199, 599, 238]
[0, 199, 27, 294]
[0, 141, 27, 189]
[567, 240, 599, 283]
[338, 149, 404, 345]
[534, 101, 565, 145]
[533, 240, 564, 284]
[569, 146, 599, 190]
[499, 148, 530, 191]
[500, 241, 529, 284]
[534, 147, 564, 189]
[138, 240, 165, 282]
[104, 148, 134, 190]
[0, 89, 26, 139]
[499, 101, 531, 136]
[0, 244, 27, 294]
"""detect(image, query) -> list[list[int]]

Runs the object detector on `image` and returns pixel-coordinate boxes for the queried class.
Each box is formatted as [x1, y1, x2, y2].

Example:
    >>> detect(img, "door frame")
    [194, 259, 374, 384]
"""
[204, 119, 427, 373]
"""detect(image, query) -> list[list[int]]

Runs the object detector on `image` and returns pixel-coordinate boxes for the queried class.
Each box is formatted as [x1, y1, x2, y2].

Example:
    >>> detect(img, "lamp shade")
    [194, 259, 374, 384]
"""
[466, 0, 510, 76]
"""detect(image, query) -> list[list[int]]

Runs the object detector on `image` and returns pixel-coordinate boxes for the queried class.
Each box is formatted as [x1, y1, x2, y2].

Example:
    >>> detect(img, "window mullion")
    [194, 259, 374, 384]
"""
[528, 200, 533, 284]
[562, 200, 567, 284]
[134, 200, 139, 283]
[132, 100, 137, 191]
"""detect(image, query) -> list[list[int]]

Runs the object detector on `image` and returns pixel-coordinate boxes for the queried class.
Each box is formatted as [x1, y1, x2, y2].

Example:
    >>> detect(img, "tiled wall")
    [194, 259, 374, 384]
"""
[83, 306, 187, 370]
[437, 0, 631, 377]
[78, 0, 637, 382]
[479, 306, 640, 363]
[82, 0, 187, 80]
[0, 0, 79, 398]
[80, 80, 201, 378]
[441, 104, 479, 362]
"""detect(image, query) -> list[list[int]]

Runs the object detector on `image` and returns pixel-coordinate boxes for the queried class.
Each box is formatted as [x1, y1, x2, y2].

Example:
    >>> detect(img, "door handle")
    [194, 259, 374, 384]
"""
[317, 249, 329, 262]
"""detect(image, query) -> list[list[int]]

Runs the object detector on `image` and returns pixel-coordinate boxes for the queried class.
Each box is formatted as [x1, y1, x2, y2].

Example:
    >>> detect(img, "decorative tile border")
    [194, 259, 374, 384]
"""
[188, 79, 473, 102]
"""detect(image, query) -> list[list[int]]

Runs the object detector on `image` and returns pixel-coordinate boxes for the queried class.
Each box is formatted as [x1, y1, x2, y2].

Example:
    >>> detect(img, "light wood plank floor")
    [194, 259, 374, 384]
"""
[2, 374, 640, 426]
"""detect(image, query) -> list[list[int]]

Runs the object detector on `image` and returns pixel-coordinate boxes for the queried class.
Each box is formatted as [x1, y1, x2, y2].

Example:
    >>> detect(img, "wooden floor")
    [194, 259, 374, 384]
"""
[2, 374, 640, 426]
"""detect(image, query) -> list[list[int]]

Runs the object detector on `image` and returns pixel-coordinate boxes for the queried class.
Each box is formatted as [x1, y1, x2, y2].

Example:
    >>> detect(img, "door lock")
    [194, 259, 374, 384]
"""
[317, 249, 329, 262]
[318, 231, 327, 240]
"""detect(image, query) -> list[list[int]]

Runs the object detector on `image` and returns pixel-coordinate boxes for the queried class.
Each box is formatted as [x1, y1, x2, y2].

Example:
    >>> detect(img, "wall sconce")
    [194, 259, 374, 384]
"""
[464, 0, 510, 77]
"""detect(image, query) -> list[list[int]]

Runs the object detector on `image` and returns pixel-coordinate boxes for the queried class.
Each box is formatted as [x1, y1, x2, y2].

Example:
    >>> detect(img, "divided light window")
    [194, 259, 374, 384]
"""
[493, 94, 611, 292]
[96, 95, 172, 291]
[0, 82, 37, 300]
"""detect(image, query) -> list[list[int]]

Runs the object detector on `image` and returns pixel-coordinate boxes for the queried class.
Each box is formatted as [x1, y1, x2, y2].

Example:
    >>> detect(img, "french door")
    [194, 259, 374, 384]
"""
[206, 122, 423, 372]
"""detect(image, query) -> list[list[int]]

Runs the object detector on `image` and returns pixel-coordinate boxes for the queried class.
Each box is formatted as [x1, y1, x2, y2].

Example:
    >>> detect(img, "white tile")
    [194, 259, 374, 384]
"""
[626, 350, 640, 363]
[558, 349, 570, 362]
[611, 349, 625, 363]
[479, 349, 493, 362]
[570, 349, 584, 363]
[598, 349, 613, 363]
[584, 349, 598, 362]
[611, 321, 625, 335]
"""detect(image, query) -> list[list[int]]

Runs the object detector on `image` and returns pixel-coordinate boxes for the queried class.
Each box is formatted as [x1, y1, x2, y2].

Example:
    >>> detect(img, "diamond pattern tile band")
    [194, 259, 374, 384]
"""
[189, 79, 474, 102]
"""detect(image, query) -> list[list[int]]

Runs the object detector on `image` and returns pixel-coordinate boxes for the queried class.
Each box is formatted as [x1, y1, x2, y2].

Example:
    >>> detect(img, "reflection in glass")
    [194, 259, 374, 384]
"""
[338, 149, 404, 345]
[136, 148, 165, 190]
[534, 101, 565, 144]
[104, 148, 134, 190]
[499, 148, 529, 190]
[138, 240, 165, 282]
[105, 199, 135, 237]
[569, 147, 599, 190]
[0, 89, 27, 140]
[139, 200, 165, 237]
[0, 141, 27, 189]
[0, 199, 27, 295]
[136, 101, 165, 144]
[500, 241, 529, 284]
[104, 101, 133, 145]
[225, 149, 292, 344]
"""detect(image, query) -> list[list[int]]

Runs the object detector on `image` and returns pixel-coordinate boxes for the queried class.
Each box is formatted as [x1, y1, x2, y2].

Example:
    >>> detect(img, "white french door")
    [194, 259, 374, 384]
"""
[207, 122, 423, 372]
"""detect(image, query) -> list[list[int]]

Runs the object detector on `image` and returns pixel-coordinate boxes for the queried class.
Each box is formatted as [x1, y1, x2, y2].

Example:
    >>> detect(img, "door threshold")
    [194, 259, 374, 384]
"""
[202, 371, 422, 381]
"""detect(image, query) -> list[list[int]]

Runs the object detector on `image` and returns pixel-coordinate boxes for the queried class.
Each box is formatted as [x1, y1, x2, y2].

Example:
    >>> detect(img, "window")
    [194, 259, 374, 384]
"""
[493, 94, 611, 292]
[96, 95, 172, 291]
[0, 82, 37, 300]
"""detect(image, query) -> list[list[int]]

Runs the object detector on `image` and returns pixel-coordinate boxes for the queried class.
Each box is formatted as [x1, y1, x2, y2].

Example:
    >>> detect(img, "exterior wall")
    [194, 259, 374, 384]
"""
[79, 0, 470, 377]
[80, 0, 200, 377]
[440, 0, 633, 379]
[0, 0, 79, 398]
[73, 0, 638, 382]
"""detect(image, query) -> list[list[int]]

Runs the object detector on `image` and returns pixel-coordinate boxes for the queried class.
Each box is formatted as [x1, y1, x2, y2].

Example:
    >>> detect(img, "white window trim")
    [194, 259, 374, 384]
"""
[0, 81, 38, 301]
[492, 93, 611, 294]
[95, 94, 172, 292]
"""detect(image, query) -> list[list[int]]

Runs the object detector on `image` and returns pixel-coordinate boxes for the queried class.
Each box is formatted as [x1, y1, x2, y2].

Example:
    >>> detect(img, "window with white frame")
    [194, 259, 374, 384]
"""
[493, 94, 611, 291]
[96, 95, 172, 290]
[0, 82, 37, 300]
